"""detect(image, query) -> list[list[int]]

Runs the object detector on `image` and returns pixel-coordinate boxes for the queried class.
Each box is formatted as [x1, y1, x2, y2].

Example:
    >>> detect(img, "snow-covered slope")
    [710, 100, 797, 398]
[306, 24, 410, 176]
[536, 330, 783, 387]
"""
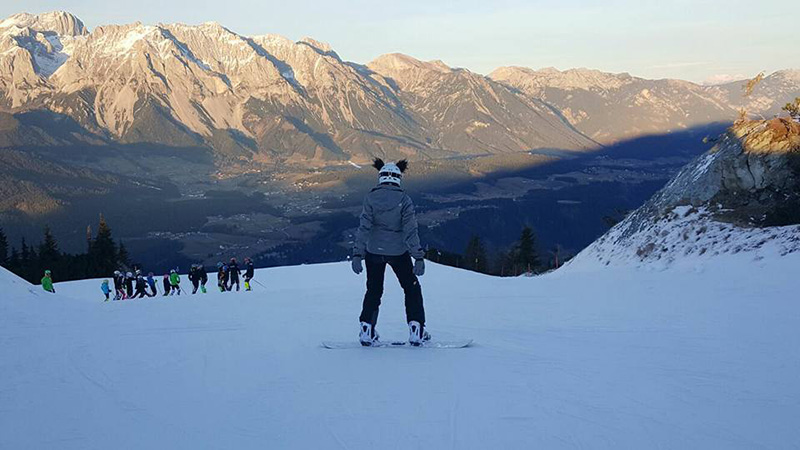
[572, 119, 800, 270]
[2, 256, 799, 448]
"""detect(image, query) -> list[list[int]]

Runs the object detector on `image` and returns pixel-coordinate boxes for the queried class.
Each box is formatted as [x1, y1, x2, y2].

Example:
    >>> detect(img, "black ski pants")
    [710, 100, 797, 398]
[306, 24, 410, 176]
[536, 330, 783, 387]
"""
[229, 272, 240, 291]
[359, 252, 425, 327]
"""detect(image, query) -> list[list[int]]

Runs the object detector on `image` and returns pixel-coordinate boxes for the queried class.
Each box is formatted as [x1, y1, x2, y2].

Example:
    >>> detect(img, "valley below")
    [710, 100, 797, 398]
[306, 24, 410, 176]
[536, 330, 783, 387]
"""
[0, 124, 725, 271]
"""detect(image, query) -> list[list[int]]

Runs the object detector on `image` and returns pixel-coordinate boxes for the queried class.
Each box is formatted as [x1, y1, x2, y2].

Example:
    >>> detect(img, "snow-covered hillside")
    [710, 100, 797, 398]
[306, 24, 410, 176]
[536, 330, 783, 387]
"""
[2, 256, 799, 448]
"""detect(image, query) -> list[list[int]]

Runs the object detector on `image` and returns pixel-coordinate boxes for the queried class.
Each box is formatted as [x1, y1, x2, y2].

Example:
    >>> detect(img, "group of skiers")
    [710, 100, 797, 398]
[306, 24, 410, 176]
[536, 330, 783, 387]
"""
[107, 268, 182, 300]
[215, 257, 255, 292]
[39, 257, 257, 301]
[101, 257, 256, 301]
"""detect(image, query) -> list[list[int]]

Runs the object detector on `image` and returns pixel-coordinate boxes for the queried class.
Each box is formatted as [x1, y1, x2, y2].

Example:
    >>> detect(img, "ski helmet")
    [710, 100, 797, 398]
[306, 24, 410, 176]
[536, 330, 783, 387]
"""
[373, 158, 407, 186]
[170, 269, 177, 274]
[135, 269, 141, 276]
[44, 269, 51, 275]
[217, 262, 223, 268]
[230, 257, 237, 263]
[127, 272, 133, 277]
[114, 270, 121, 276]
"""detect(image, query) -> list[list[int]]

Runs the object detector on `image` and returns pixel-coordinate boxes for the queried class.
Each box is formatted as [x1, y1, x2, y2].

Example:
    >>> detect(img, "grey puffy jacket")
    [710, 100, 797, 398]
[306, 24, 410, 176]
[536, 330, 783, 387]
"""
[353, 184, 424, 259]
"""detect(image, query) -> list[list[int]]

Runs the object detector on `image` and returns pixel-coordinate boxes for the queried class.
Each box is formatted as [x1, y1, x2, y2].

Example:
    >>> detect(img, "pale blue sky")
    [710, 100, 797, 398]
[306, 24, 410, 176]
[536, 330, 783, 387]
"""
[3, 0, 795, 83]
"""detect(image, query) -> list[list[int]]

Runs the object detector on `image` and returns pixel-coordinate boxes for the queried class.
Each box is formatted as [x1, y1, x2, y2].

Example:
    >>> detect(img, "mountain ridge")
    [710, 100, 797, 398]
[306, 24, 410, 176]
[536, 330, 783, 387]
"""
[4, 11, 798, 169]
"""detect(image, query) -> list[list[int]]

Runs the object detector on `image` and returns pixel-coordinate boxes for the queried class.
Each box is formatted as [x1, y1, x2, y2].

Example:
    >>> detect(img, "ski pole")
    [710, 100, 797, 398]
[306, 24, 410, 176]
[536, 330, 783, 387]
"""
[253, 279, 268, 289]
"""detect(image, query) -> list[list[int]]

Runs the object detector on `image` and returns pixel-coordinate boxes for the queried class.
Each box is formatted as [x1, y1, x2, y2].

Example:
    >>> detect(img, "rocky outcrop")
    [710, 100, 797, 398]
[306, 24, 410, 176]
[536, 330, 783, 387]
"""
[570, 119, 800, 268]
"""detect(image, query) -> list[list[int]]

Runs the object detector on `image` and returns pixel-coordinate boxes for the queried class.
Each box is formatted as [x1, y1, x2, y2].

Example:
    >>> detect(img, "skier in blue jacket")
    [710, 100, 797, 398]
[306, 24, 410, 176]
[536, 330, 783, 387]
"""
[100, 280, 111, 302]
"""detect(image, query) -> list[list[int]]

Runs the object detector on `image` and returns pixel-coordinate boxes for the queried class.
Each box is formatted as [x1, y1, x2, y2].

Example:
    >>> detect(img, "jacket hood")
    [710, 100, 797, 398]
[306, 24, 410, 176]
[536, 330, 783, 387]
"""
[370, 185, 405, 211]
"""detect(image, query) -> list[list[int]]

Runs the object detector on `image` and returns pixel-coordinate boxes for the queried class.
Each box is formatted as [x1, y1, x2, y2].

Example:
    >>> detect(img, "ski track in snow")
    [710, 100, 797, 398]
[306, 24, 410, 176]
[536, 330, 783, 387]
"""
[1, 256, 800, 449]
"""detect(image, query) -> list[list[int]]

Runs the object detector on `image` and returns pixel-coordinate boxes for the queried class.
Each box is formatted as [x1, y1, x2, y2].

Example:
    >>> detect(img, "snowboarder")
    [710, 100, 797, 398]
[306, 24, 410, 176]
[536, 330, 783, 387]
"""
[146, 272, 157, 297]
[351, 159, 429, 346]
[228, 257, 241, 291]
[124, 272, 134, 299]
[243, 257, 255, 291]
[133, 275, 149, 298]
[113, 270, 125, 300]
[101, 279, 111, 301]
[41, 270, 55, 293]
[169, 269, 181, 295]
[197, 264, 208, 293]
[217, 262, 228, 292]
[162, 274, 171, 296]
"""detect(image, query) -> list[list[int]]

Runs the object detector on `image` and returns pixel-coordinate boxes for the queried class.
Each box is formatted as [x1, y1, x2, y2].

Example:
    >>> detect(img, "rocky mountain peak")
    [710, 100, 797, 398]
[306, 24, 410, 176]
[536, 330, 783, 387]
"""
[0, 11, 87, 36]
[490, 66, 631, 92]
[369, 53, 452, 76]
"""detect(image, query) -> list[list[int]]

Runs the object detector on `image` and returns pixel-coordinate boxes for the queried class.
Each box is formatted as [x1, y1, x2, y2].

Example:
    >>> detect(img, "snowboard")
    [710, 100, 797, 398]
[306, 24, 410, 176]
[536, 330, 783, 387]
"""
[322, 339, 473, 349]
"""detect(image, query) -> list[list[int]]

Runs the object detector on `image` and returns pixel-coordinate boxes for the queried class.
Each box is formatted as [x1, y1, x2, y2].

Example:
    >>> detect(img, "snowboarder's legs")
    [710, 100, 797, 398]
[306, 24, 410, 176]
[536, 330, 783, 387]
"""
[387, 252, 425, 326]
[192, 280, 199, 294]
[359, 252, 386, 326]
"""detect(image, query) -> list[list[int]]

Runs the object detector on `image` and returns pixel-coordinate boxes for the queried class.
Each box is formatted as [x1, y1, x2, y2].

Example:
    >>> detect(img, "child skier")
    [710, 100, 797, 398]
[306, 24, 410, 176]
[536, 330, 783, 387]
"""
[146, 272, 157, 297]
[169, 269, 181, 295]
[243, 257, 255, 291]
[162, 274, 171, 296]
[197, 264, 208, 293]
[41, 270, 55, 293]
[133, 274, 149, 298]
[217, 262, 228, 292]
[228, 257, 241, 291]
[101, 280, 111, 302]
[351, 159, 429, 346]
[113, 270, 125, 300]
[189, 265, 200, 294]
[124, 272, 134, 298]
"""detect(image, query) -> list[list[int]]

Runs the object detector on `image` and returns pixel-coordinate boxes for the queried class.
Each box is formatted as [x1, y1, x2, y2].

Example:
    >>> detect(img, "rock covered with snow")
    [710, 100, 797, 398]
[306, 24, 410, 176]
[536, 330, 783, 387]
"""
[571, 119, 800, 269]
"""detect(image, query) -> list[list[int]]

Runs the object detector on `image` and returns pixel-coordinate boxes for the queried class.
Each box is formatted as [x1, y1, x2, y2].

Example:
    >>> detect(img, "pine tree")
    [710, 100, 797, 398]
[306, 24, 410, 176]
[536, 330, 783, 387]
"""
[9, 247, 20, 273]
[19, 238, 32, 281]
[38, 226, 61, 274]
[90, 214, 118, 276]
[118, 241, 131, 268]
[514, 226, 540, 274]
[464, 235, 488, 273]
[0, 227, 8, 267]
[784, 97, 800, 122]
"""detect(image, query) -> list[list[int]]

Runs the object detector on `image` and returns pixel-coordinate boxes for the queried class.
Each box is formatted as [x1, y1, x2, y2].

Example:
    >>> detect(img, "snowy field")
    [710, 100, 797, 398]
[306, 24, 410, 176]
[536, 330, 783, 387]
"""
[1, 253, 799, 449]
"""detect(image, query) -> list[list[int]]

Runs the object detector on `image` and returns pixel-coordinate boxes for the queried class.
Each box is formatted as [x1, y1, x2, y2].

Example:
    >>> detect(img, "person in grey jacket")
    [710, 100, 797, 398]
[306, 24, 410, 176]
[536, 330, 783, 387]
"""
[351, 158, 430, 346]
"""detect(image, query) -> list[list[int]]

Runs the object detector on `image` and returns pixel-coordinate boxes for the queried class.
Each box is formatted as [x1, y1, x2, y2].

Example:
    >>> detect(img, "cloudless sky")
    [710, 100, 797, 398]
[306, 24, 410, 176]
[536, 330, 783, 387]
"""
[3, 0, 796, 83]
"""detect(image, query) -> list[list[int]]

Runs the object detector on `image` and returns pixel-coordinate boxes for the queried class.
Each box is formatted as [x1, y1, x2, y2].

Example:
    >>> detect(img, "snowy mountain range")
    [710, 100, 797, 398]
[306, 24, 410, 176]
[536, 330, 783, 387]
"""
[0, 11, 593, 164]
[490, 66, 800, 144]
[1, 11, 798, 166]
